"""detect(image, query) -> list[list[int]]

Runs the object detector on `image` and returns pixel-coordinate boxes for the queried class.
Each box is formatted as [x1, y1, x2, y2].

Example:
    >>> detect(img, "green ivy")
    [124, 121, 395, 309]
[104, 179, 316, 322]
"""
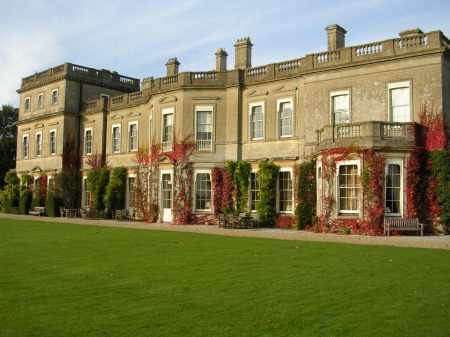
[104, 166, 128, 214]
[87, 167, 109, 210]
[429, 150, 450, 227]
[295, 160, 316, 229]
[19, 192, 32, 215]
[257, 161, 280, 226]
[226, 160, 251, 214]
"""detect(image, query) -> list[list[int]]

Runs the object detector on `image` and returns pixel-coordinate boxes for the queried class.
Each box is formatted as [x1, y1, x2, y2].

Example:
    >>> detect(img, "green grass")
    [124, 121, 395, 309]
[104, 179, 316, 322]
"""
[1, 219, 449, 337]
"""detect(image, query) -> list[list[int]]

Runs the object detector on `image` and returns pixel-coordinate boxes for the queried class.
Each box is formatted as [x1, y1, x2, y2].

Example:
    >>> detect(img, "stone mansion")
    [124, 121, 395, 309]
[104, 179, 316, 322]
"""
[15, 24, 450, 223]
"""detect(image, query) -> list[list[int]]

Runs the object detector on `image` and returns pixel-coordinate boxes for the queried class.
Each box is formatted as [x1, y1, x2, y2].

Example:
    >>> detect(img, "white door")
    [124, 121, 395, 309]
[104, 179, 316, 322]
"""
[161, 172, 172, 222]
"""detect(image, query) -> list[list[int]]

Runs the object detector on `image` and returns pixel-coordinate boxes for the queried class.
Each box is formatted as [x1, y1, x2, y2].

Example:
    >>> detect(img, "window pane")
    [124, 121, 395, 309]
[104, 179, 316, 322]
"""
[333, 94, 349, 124]
[339, 164, 360, 212]
[391, 87, 410, 122]
[279, 102, 292, 137]
[386, 164, 401, 214]
[251, 106, 263, 139]
[278, 171, 292, 212]
[195, 173, 211, 211]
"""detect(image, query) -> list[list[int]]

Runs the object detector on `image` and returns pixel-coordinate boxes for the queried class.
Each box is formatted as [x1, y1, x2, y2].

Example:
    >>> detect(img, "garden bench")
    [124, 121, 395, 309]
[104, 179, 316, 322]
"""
[384, 218, 424, 236]
[29, 207, 45, 216]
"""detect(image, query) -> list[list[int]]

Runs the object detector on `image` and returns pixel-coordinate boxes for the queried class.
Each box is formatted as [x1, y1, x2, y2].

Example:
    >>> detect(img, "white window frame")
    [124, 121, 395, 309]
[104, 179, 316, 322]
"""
[35, 132, 42, 157]
[249, 101, 264, 140]
[330, 90, 350, 124]
[128, 175, 135, 210]
[49, 129, 57, 155]
[37, 93, 44, 108]
[195, 105, 214, 151]
[128, 122, 138, 152]
[162, 108, 174, 152]
[278, 168, 293, 213]
[112, 124, 121, 153]
[385, 159, 403, 217]
[22, 134, 29, 158]
[51, 89, 58, 104]
[85, 127, 93, 155]
[336, 160, 361, 215]
[277, 98, 293, 138]
[194, 170, 212, 212]
[249, 170, 260, 212]
[317, 163, 323, 215]
[388, 81, 411, 122]
[24, 97, 30, 112]
[83, 177, 91, 208]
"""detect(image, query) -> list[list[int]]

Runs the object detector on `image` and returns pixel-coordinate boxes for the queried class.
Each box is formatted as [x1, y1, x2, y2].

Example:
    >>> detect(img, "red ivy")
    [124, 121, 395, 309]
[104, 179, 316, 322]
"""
[211, 164, 233, 216]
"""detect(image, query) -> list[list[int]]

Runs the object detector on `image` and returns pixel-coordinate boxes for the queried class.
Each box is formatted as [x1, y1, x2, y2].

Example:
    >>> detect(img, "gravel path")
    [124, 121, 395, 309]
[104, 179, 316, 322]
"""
[2, 213, 450, 250]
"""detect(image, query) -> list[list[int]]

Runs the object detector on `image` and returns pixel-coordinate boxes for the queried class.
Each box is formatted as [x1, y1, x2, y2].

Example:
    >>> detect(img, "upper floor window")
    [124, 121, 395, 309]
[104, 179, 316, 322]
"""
[278, 98, 293, 137]
[331, 91, 349, 124]
[35, 133, 42, 157]
[338, 161, 360, 214]
[196, 107, 213, 151]
[162, 108, 173, 152]
[52, 89, 58, 104]
[85, 128, 92, 155]
[37, 93, 44, 108]
[22, 135, 29, 158]
[112, 125, 120, 153]
[24, 97, 30, 112]
[278, 170, 292, 212]
[49, 130, 56, 155]
[389, 82, 410, 122]
[128, 122, 138, 152]
[250, 102, 264, 140]
[385, 161, 402, 216]
[195, 172, 212, 211]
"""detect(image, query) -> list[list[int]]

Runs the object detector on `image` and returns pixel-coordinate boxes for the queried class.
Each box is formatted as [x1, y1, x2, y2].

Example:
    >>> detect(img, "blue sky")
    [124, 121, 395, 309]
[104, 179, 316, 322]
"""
[1, 0, 450, 107]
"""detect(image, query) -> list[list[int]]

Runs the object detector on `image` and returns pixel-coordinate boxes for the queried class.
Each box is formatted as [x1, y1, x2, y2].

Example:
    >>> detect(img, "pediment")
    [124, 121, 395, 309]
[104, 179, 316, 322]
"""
[158, 95, 177, 104]
[110, 114, 123, 120]
[31, 166, 42, 173]
[126, 110, 141, 118]
[245, 89, 268, 98]
[34, 122, 44, 129]
[273, 84, 297, 93]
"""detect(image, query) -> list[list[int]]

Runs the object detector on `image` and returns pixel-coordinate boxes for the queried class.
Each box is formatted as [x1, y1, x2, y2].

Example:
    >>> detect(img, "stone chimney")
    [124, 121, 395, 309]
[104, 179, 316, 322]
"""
[326, 24, 347, 51]
[398, 28, 423, 37]
[165, 58, 180, 76]
[215, 48, 228, 71]
[234, 37, 253, 69]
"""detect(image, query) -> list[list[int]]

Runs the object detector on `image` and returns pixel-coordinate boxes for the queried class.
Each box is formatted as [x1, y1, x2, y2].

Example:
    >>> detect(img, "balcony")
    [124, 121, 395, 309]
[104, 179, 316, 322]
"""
[316, 121, 414, 150]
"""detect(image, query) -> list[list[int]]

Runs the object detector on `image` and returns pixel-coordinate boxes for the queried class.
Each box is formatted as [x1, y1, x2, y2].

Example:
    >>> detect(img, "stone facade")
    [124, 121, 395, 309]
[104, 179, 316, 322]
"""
[15, 25, 450, 223]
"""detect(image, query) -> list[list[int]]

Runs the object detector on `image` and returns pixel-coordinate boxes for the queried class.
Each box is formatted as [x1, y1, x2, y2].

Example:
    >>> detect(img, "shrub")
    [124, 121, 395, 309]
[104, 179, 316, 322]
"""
[104, 166, 127, 213]
[257, 161, 279, 227]
[87, 167, 110, 210]
[19, 192, 32, 215]
[295, 161, 316, 230]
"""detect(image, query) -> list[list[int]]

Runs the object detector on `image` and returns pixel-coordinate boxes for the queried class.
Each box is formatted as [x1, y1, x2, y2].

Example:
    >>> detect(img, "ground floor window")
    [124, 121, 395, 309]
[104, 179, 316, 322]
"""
[250, 172, 259, 212]
[83, 178, 91, 207]
[195, 172, 211, 211]
[278, 171, 292, 212]
[385, 162, 401, 216]
[338, 163, 360, 213]
[128, 177, 135, 208]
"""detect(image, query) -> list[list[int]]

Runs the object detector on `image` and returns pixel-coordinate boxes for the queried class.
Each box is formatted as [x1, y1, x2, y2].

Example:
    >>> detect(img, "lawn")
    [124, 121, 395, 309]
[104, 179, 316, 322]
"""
[1, 219, 449, 336]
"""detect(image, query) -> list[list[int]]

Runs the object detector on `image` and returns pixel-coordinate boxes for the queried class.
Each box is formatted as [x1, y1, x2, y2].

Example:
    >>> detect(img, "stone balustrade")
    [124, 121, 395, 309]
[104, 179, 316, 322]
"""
[316, 121, 414, 150]
[196, 140, 212, 151]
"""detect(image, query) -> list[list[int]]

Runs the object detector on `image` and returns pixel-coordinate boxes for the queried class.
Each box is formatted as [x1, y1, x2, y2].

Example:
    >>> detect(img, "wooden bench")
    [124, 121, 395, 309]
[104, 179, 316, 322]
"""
[384, 218, 424, 236]
[29, 207, 45, 216]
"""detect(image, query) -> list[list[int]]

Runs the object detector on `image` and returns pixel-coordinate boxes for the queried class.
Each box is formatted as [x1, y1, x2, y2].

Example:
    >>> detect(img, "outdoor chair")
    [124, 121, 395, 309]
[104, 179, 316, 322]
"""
[218, 214, 226, 228]
[251, 214, 260, 230]
[59, 206, 66, 217]
[79, 208, 88, 219]
[114, 210, 122, 221]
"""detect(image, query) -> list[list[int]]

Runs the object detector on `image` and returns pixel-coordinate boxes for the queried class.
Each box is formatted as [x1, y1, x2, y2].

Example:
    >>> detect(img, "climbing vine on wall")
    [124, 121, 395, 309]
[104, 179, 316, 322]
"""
[294, 160, 316, 230]
[257, 161, 280, 226]
[211, 164, 233, 216]
[226, 160, 252, 214]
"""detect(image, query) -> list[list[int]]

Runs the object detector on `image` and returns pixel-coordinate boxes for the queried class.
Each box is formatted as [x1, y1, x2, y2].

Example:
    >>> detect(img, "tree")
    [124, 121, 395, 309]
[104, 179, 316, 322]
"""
[0, 104, 18, 188]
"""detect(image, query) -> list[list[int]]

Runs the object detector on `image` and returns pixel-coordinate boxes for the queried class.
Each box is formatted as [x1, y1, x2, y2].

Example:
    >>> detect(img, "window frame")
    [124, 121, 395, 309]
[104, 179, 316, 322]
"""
[128, 122, 138, 152]
[330, 90, 350, 124]
[83, 177, 91, 208]
[278, 169, 293, 213]
[249, 101, 264, 140]
[277, 98, 294, 138]
[37, 93, 44, 108]
[84, 127, 93, 155]
[249, 171, 260, 212]
[24, 97, 30, 112]
[128, 175, 135, 209]
[194, 170, 212, 212]
[336, 160, 361, 215]
[112, 124, 121, 153]
[162, 108, 174, 152]
[388, 81, 411, 122]
[385, 159, 403, 217]
[51, 89, 58, 104]
[22, 134, 29, 158]
[49, 129, 57, 155]
[35, 132, 42, 157]
[195, 105, 214, 151]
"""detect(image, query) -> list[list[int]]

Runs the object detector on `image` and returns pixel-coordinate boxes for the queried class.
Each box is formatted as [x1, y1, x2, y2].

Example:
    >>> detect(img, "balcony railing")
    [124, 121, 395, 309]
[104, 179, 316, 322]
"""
[196, 140, 212, 151]
[316, 121, 414, 149]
